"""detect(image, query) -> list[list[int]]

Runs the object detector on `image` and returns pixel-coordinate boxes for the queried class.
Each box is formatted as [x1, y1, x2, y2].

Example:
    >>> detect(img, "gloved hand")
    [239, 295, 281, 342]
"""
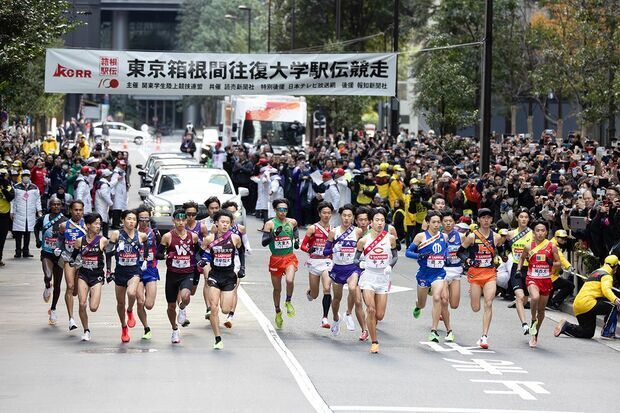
[106, 271, 115, 284]
[307, 246, 316, 255]
[294, 240, 300, 249]
[274, 226, 283, 236]
[418, 252, 430, 260]
[358, 260, 366, 269]
[141, 261, 147, 271]
[384, 265, 392, 275]
[238, 266, 246, 279]
[53, 247, 62, 257]
[36, 239, 42, 249]
[197, 259, 208, 268]
[498, 229, 509, 237]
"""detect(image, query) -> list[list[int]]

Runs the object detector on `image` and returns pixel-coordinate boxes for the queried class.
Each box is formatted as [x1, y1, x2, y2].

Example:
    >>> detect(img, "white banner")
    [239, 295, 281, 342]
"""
[44, 48, 397, 97]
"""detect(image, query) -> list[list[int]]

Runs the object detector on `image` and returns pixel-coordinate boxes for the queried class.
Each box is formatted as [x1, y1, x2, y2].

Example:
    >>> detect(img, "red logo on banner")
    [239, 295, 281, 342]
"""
[53, 64, 92, 78]
[99, 57, 118, 76]
[98, 79, 120, 89]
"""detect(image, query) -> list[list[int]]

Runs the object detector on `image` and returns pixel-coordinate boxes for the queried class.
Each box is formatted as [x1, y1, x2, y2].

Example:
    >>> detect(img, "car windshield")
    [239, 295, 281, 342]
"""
[149, 160, 194, 176]
[157, 171, 233, 195]
[241, 120, 303, 147]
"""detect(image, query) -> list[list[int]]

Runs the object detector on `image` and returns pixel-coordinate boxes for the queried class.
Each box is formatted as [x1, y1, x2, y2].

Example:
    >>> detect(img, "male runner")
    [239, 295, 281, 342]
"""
[106, 210, 148, 343]
[262, 198, 300, 329]
[507, 208, 533, 334]
[457, 208, 508, 349]
[301, 201, 334, 328]
[201, 196, 221, 319]
[137, 205, 161, 340]
[517, 220, 560, 347]
[356, 208, 398, 353]
[439, 209, 463, 342]
[407, 211, 448, 343]
[56, 200, 86, 331]
[183, 200, 208, 326]
[156, 209, 199, 343]
[72, 213, 108, 341]
[200, 210, 245, 349]
[34, 197, 67, 325]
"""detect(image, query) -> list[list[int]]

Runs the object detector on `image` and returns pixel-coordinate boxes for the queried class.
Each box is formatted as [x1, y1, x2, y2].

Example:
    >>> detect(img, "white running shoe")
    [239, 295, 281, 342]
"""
[331, 316, 341, 336]
[320, 317, 331, 329]
[345, 313, 355, 331]
[177, 307, 186, 325]
[171, 329, 181, 343]
[48, 310, 57, 325]
[43, 287, 52, 303]
[477, 335, 489, 349]
[69, 318, 78, 331]
[521, 323, 530, 335]
[81, 331, 91, 341]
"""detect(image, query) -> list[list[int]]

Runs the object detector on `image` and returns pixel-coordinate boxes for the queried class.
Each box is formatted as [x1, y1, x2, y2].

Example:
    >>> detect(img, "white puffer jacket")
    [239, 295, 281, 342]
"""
[11, 183, 42, 231]
[95, 180, 113, 222]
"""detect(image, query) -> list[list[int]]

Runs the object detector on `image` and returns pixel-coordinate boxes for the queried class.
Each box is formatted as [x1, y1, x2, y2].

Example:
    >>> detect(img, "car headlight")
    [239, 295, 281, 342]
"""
[154, 204, 172, 216]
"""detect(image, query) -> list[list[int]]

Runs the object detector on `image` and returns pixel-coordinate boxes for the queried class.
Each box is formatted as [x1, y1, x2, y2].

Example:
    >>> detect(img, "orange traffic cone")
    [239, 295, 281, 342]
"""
[123, 138, 128, 150]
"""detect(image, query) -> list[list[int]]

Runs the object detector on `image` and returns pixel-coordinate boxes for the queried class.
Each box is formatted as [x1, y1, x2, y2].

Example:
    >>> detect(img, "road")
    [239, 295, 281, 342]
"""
[0, 135, 617, 413]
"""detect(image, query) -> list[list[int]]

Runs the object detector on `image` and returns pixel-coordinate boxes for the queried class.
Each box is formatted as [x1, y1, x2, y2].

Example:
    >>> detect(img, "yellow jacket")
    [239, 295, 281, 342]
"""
[79, 143, 91, 159]
[550, 237, 571, 282]
[41, 138, 59, 155]
[404, 194, 428, 226]
[573, 265, 618, 316]
[388, 174, 404, 208]
[375, 172, 390, 198]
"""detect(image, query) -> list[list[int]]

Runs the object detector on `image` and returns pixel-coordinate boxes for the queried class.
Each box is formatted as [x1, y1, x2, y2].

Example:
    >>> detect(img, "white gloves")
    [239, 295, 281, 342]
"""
[384, 265, 392, 275]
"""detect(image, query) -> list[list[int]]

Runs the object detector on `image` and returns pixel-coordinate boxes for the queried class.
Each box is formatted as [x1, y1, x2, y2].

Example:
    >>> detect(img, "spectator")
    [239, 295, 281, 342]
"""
[180, 132, 196, 157]
[30, 157, 47, 196]
[10, 169, 41, 258]
[75, 166, 93, 213]
[94, 169, 113, 236]
[110, 160, 128, 228]
[0, 168, 15, 265]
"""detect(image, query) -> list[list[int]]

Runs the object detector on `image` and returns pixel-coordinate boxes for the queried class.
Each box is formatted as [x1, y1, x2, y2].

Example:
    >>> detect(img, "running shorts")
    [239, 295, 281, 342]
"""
[78, 270, 104, 288]
[306, 258, 333, 276]
[141, 267, 160, 284]
[358, 269, 390, 294]
[329, 263, 359, 285]
[207, 270, 237, 292]
[192, 266, 202, 286]
[509, 262, 528, 293]
[416, 271, 445, 288]
[41, 250, 61, 266]
[165, 270, 193, 303]
[114, 272, 140, 288]
[444, 266, 463, 283]
[526, 276, 553, 296]
[467, 267, 497, 287]
[269, 253, 299, 277]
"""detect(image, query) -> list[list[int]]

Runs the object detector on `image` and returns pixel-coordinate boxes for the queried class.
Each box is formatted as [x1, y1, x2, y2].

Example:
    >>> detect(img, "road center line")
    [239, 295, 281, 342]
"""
[237, 286, 332, 413]
[330, 406, 584, 413]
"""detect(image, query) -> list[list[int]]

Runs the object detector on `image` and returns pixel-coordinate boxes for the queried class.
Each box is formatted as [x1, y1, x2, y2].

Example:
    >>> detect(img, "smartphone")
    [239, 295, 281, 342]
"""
[570, 216, 588, 231]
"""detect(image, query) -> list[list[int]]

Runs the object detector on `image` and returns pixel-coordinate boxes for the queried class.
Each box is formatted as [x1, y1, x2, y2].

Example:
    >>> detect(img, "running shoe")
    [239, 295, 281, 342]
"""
[445, 330, 455, 343]
[412, 307, 421, 319]
[320, 317, 331, 329]
[370, 342, 379, 353]
[213, 340, 224, 350]
[177, 307, 187, 326]
[331, 317, 341, 336]
[359, 330, 369, 341]
[529, 335, 538, 348]
[306, 289, 313, 301]
[142, 330, 153, 340]
[529, 320, 538, 336]
[522, 322, 530, 335]
[345, 313, 355, 331]
[224, 314, 233, 329]
[428, 330, 440, 343]
[171, 329, 180, 343]
[121, 326, 130, 343]
[477, 335, 489, 349]
[81, 331, 91, 341]
[69, 318, 78, 331]
[205, 307, 211, 320]
[43, 287, 52, 303]
[182, 319, 191, 327]
[275, 311, 283, 329]
[126, 310, 136, 328]
[48, 309, 57, 325]
[285, 301, 296, 318]
[553, 319, 566, 337]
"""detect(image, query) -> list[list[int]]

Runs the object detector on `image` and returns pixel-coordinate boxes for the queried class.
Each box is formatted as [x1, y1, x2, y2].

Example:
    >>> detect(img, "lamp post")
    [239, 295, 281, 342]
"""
[267, 0, 271, 53]
[238, 5, 252, 53]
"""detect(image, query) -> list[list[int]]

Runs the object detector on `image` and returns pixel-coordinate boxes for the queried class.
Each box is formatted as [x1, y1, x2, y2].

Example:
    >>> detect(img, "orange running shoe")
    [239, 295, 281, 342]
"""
[121, 326, 130, 343]
[127, 310, 136, 328]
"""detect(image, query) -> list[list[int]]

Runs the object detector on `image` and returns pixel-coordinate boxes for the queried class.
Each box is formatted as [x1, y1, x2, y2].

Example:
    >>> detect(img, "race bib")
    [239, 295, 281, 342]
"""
[146, 250, 154, 261]
[118, 252, 138, 266]
[274, 236, 292, 250]
[213, 253, 233, 267]
[427, 254, 445, 269]
[82, 255, 98, 270]
[172, 257, 191, 269]
[532, 266, 550, 278]
[367, 252, 388, 269]
[448, 246, 460, 265]
[479, 257, 492, 267]
[44, 237, 58, 250]
[66, 240, 75, 253]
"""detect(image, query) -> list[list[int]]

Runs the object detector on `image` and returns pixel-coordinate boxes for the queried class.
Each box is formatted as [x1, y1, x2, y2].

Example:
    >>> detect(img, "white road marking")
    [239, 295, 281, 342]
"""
[330, 406, 583, 413]
[237, 286, 332, 413]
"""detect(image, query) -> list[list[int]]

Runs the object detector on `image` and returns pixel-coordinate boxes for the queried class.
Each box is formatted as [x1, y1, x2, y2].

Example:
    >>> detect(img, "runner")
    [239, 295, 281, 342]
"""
[156, 209, 199, 343]
[457, 208, 508, 349]
[356, 208, 398, 353]
[34, 197, 67, 325]
[221, 200, 251, 328]
[136, 205, 161, 340]
[200, 210, 245, 349]
[200, 196, 221, 320]
[301, 201, 334, 328]
[407, 211, 448, 343]
[56, 200, 86, 331]
[182, 200, 208, 327]
[440, 209, 463, 342]
[71, 213, 108, 341]
[517, 220, 560, 347]
[506, 208, 533, 335]
[261, 198, 300, 329]
[106, 210, 148, 343]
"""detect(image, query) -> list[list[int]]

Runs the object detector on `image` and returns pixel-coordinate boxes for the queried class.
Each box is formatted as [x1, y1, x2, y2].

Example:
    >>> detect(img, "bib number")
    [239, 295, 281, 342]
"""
[172, 257, 190, 269]
[274, 237, 292, 250]
[82, 256, 98, 270]
[427, 254, 445, 269]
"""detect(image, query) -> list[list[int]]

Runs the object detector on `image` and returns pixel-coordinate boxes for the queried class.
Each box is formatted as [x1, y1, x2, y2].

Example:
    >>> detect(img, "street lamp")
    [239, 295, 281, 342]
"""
[238, 5, 252, 53]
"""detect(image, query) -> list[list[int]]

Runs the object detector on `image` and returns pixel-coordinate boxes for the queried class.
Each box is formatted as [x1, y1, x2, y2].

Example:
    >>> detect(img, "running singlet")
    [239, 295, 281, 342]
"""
[79, 236, 105, 273]
[363, 231, 392, 273]
[115, 230, 142, 276]
[332, 226, 358, 265]
[444, 230, 462, 268]
[42, 214, 65, 254]
[64, 219, 86, 253]
[417, 231, 448, 274]
[310, 223, 331, 259]
[526, 240, 553, 279]
[470, 231, 496, 268]
[210, 232, 236, 272]
[141, 228, 158, 269]
[269, 219, 294, 256]
[187, 221, 204, 242]
[166, 231, 195, 274]
[511, 228, 532, 265]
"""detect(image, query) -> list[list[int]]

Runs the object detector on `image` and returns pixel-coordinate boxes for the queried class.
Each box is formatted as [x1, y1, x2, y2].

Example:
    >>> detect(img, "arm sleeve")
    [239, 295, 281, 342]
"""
[405, 242, 419, 259]
[457, 245, 470, 263]
[34, 216, 44, 242]
[238, 244, 246, 268]
[602, 275, 618, 303]
[323, 240, 334, 256]
[156, 243, 167, 260]
[241, 233, 251, 252]
[300, 234, 312, 253]
[261, 231, 272, 247]
[389, 248, 399, 266]
[353, 249, 363, 265]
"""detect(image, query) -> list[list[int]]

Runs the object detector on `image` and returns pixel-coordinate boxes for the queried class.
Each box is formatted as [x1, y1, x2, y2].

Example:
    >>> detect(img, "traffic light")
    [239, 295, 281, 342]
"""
[313, 111, 326, 129]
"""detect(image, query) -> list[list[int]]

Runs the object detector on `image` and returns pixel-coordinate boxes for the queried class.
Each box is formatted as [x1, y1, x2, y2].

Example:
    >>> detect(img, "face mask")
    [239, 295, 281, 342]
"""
[62, 164, 69, 171]
[22, 177, 30, 184]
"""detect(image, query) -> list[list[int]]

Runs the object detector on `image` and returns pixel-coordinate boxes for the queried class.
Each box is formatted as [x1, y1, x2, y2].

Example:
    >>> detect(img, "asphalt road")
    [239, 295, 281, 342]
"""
[0, 135, 617, 413]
